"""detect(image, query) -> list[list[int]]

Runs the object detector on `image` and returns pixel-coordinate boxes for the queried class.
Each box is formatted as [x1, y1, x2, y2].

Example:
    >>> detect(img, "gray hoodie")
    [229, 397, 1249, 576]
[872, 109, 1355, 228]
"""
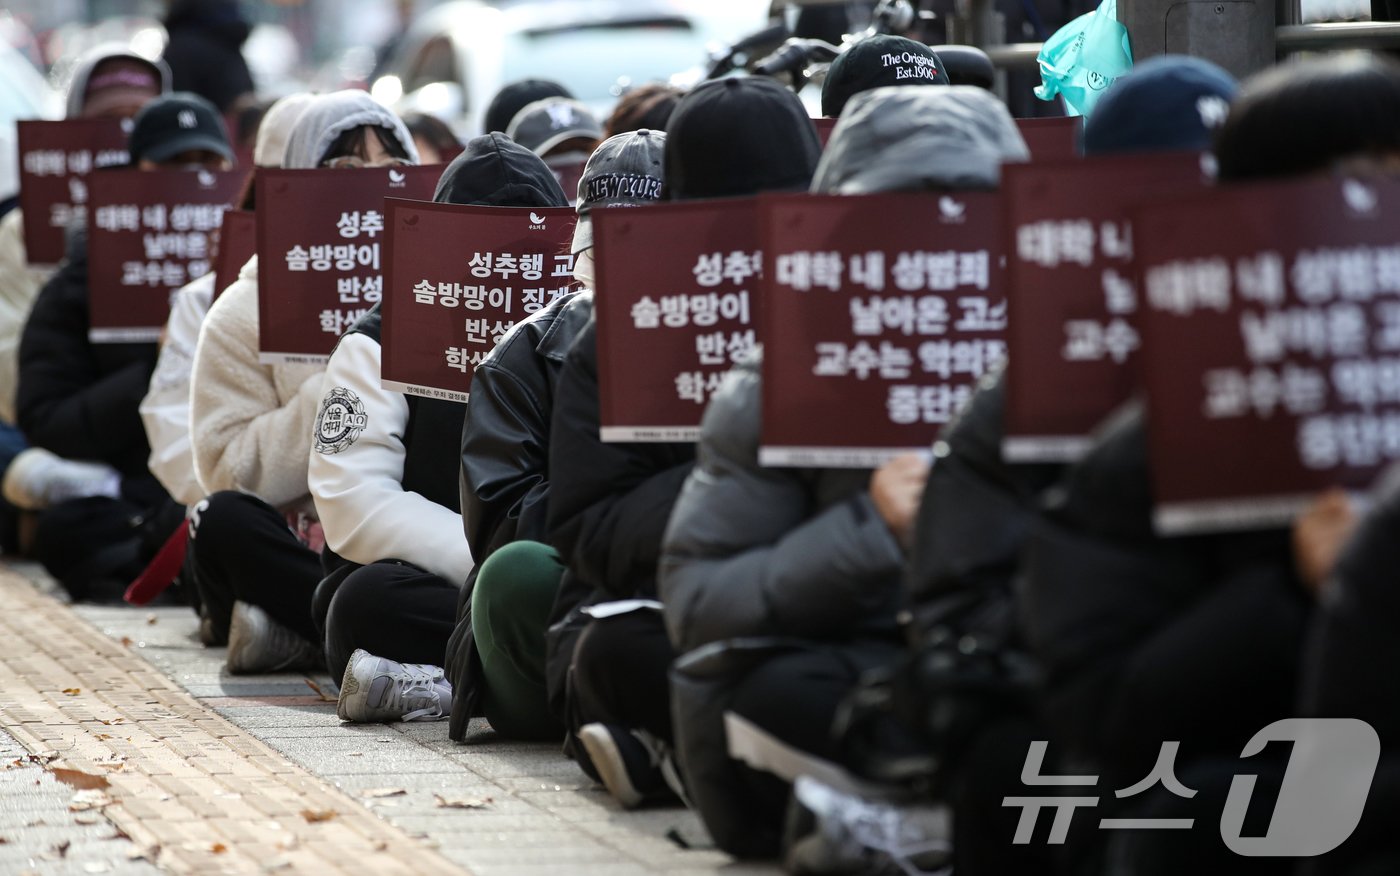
[812, 85, 1029, 195]
[63, 44, 172, 119]
[280, 90, 419, 171]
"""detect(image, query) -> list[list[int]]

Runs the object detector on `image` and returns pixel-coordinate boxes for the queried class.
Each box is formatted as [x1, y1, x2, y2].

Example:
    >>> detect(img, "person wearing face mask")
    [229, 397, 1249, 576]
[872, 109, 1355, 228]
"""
[318, 134, 570, 726]
[0, 47, 171, 544]
[184, 91, 418, 671]
[442, 130, 667, 744]
[15, 92, 232, 602]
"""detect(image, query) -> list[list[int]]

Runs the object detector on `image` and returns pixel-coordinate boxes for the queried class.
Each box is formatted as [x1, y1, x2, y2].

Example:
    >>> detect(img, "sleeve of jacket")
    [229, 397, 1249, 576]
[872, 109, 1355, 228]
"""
[659, 363, 906, 655]
[188, 278, 320, 508]
[310, 332, 474, 585]
[545, 320, 693, 598]
[0, 209, 51, 425]
[140, 274, 213, 506]
[460, 357, 551, 559]
[17, 266, 152, 466]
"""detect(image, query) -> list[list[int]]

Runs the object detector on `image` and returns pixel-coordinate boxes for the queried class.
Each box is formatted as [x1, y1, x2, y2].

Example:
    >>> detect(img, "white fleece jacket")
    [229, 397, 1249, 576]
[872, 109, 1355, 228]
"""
[189, 255, 324, 510]
[139, 271, 214, 506]
[0, 209, 54, 425]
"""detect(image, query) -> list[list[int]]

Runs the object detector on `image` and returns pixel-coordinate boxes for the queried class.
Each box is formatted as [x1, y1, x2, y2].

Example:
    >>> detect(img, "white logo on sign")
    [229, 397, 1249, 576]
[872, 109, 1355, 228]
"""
[529, 212, 546, 227]
[177, 110, 197, 129]
[1196, 95, 1229, 130]
[388, 168, 406, 187]
[938, 196, 966, 223]
[197, 169, 215, 188]
[1343, 179, 1378, 216]
[546, 103, 576, 130]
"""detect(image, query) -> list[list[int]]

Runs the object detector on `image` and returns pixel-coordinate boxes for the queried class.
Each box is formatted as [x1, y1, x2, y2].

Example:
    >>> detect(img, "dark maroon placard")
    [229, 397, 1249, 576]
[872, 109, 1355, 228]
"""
[1002, 152, 1211, 462]
[86, 168, 245, 342]
[813, 118, 837, 148]
[1135, 174, 1400, 535]
[550, 158, 587, 203]
[760, 190, 1007, 467]
[17, 119, 130, 264]
[593, 199, 762, 442]
[211, 210, 256, 302]
[1015, 116, 1082, 163]
[381, 199, 578, 402]
[254, 165, 441, 364]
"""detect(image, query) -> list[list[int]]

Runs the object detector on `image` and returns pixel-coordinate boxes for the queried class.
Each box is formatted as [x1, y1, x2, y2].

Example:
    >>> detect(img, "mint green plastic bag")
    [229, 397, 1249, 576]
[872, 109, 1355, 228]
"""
[1034, 0, 1134, 117]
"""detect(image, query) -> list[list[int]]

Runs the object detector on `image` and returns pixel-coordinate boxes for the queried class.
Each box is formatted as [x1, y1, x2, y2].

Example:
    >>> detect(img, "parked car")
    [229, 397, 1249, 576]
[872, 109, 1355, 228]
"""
[371, 0, 769, 136]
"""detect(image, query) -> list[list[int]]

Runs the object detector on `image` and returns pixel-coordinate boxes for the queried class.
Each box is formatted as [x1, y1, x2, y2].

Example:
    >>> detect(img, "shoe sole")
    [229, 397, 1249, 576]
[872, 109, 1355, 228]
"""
[337, 650, 367, 722]
[577, 725, 643, 809]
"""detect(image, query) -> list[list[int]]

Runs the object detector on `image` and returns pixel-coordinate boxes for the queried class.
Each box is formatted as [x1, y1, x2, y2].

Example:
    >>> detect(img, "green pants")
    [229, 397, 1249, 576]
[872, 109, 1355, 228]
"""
[471, 540, 565, 740]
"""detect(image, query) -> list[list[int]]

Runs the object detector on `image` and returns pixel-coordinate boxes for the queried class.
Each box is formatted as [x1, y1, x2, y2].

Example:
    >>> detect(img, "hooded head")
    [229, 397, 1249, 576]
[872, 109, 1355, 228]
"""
[663, 77, 820, 201]
[163, 0, 252, 48]
[432, 133, 567, 209]
[281, 91, 419, 170]
[252, 93, 315, 168]
[821, 34, 949, 118]
[483, 78, 573, 136]
[65, 44, 171, 119]
[1082, 55, 1237, 157]
[1214, 52, 1400, 183]
[812, 86, 1028, 195]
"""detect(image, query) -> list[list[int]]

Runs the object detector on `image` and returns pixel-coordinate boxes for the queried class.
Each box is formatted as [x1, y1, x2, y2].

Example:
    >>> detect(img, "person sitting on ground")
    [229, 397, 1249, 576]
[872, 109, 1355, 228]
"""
[657, 85, 1028, 857]
[321, 133, 568, 724]
[549, 77, 821, 810]
[15, 92, 232, 601]
[401, 112, 461, 165]
[443, 129, 667, 744]
[0, 46, 171, 551]
[602, 83, 684, 138]
[505, 97, 604, 196]
[481, 78, 572, 137]
[819, 33, 949, 119]
[186, 91, 419, 670]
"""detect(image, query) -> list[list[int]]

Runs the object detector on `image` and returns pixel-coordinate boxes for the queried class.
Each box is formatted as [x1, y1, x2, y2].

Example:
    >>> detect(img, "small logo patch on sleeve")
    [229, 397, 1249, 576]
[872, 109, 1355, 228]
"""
[314, 387, 368, 454]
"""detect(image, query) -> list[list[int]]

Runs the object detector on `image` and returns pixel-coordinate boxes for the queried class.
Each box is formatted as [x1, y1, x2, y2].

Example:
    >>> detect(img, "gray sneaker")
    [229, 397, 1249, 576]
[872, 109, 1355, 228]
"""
[225, 601, 322, 674]
[337, 649, 451, 723]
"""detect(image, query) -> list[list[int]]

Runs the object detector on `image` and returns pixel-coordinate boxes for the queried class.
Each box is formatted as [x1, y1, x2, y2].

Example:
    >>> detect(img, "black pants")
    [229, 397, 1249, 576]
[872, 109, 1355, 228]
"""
[188, 491, 321, 645]
[319, 561, 458, 682]
[569, 609, 676, 743]
[34, 494, 183, 603]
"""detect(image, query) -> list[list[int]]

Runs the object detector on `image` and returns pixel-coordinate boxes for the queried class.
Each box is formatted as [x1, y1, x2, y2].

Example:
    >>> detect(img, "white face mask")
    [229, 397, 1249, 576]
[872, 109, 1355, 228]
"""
[572, 248, 595, 290]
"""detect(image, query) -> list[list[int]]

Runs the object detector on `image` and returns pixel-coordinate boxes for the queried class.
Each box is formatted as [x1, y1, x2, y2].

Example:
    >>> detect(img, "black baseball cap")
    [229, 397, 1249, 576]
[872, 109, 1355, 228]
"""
[820, 34, 949, 118]
[506, 97, 604, 157]
[664, 77, 820, 201]
[483, 78, 573, 135]
[128, 92, 234, 164]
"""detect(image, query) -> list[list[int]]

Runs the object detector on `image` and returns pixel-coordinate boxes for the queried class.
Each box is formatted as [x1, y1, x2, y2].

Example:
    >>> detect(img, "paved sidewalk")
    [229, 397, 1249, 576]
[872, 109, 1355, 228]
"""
[0, 565, 779, 875]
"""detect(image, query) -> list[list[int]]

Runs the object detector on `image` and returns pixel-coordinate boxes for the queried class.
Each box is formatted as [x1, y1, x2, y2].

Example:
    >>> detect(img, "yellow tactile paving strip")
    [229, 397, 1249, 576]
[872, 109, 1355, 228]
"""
[0, 571, 469, 875]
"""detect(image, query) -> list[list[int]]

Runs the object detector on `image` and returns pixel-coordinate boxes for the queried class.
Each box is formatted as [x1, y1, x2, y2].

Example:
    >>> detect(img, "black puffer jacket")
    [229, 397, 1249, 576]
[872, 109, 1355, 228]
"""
[17, 226, 164, 504]
[444, 288, 592, 738]
[1021, 401, 1310, 793]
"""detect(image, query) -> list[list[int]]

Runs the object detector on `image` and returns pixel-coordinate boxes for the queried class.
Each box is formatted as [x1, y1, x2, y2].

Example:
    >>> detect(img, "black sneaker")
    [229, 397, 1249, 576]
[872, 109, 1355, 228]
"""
[576, 722, 678, 809]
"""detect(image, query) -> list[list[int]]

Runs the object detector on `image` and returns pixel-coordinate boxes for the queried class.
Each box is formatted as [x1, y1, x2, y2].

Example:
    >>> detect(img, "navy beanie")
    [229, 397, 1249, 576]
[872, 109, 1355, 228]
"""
[1082, 55, 1238, 156]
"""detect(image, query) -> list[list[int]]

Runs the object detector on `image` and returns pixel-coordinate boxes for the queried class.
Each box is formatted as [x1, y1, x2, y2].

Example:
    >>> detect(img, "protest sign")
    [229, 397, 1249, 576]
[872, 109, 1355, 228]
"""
[760, 191, 1007, 467]
[211, 209, 256, 301]
[1002, 152, 1210, 461]
[17, 118, 130, 264]
[255, 165, 440, 364]
[1015, 116, 1082, 162]
[381, 199, 577, 402]
[1136, 174, 1400, 534]
[549, 158, 587, 204]
[593, 199, 761, 442]
[814, 118, 837, 148]
[87, 167, 244, 342]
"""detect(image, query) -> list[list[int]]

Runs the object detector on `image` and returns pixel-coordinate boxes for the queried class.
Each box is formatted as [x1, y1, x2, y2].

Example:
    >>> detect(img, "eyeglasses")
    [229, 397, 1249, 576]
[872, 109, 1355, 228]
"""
[321, 156, 414, 169]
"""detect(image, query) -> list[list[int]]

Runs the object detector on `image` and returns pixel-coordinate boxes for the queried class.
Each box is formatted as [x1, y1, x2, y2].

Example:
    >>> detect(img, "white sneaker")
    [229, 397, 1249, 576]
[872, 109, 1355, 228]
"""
[2, 447, 121, 510]
[225, 601, 323, 674]
[337, 649, 451, 722]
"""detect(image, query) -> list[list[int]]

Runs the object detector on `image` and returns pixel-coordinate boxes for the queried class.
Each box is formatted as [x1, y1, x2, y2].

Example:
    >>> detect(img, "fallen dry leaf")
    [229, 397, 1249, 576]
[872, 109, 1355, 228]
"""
[371, 840, 388, 852]
[28, 751, 59, 765]
[69, 789, 113, 812]
[48, 839, 71, 859]
[433, 794, 492, 810]
[0, 837, 8, 844]
[210, 843, 227, 854]
[94, 734, 112, 741]
[61, 688, 81, 696]
[299, 809, 337, 823]
[97, 718, 125, 726]
[119, 636, 133, 648]
[53, 768, 111, 791]
[304, 678, 336, 702]
[146, 613, 158, 625]
[360, 788, 407, 799]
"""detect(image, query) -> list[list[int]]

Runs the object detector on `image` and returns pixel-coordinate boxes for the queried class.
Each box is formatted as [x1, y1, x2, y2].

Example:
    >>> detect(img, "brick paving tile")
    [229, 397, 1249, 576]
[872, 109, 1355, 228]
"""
[0, 569, 468, 875]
